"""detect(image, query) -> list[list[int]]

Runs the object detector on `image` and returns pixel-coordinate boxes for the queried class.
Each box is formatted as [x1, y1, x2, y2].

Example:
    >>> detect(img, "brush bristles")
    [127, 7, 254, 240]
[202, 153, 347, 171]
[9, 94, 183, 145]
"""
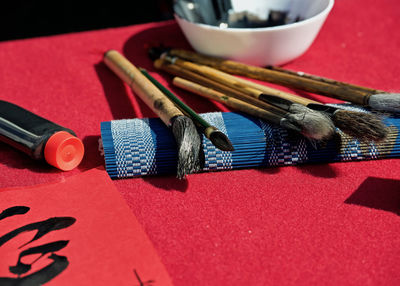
[171, 116, 203, 179]
[279, 118, 302, 133]
[285, 104, 336, 141]
[369, 93, 400, 112]
[333, 110, 389, 142]
[208, 130, 235, 151]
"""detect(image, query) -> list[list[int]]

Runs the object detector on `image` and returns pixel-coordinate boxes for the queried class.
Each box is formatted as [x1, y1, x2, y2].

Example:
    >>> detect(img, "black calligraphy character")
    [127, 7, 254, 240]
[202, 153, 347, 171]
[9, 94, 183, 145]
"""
[133, 269, 155, 286]
[9, 240, 70, 275]
[0, 253, 68, 286]
[0, 206, 30, 221]
[0, 206, 75, 285]
[0, 216, 75, 248]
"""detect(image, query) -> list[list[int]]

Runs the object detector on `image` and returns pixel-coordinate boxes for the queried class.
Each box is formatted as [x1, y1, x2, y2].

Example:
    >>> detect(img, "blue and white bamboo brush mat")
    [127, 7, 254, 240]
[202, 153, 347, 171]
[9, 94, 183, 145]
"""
[100, 107, 399, 179]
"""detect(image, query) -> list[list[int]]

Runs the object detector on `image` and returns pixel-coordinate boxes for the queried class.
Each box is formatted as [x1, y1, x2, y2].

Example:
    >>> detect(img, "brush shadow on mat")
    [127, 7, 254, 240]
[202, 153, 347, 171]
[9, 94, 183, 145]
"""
[345, 177, 400, 216]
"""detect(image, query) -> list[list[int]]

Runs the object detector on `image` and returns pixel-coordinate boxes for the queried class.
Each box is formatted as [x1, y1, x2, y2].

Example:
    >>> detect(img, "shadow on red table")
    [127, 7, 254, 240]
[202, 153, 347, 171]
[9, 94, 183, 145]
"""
[94, 62, 155, 120]
[345, 177, 400, 216]
[77, 135, 105, 172]
[295, 163, 338, 178]
[95, 22, 226, 118]
[142, 175, 189, 192]
[256, 166, 282, 175]
[0, 142, 59, 174]
[122, 21, 225, 115]
[123, 21, 189, 74]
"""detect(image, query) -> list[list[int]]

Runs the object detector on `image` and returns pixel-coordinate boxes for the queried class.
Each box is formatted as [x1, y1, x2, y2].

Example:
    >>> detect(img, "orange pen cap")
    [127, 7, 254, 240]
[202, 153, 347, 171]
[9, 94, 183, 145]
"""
[44, 131, 84, 171]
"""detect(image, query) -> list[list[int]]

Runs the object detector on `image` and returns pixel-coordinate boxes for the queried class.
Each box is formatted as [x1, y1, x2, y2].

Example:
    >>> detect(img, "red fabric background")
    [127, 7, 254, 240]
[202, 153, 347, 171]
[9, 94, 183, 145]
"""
[1, 0, 399, 285]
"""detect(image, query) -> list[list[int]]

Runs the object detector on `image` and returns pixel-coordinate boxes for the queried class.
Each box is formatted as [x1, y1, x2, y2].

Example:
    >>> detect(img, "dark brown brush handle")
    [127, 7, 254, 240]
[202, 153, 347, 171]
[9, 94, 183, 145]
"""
[268, 65, 384, 94]
[169, 49, 373, 106]
[104, 50, 183, 126]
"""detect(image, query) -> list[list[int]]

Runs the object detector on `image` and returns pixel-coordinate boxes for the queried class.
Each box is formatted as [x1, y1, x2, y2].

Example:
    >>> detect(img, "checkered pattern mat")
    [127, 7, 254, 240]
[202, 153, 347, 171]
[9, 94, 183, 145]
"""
[100, 109, 399, 179]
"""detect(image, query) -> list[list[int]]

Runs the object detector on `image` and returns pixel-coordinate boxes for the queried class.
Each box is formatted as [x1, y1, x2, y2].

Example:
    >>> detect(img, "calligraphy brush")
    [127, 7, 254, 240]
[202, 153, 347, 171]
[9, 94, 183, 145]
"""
[139, 67, 234, 151]
[152, 57, 337, 140]
[158, 48, 400, 113]
[266, 65, 384, 93]
[214, 70, 389, 142]
[173, 76, 394, 149]
[153, 57, 281, 112]
[150, 47, 388, 141]
[258, 93, 389, 142]
[172, 76, 302, 134]
[150, 52, 335, 141]
[103, 50, 202, 179]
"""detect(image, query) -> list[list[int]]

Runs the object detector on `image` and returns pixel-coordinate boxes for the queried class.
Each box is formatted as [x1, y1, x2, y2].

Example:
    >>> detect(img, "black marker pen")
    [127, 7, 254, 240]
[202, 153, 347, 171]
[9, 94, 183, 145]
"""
[0, 100, 84, 171]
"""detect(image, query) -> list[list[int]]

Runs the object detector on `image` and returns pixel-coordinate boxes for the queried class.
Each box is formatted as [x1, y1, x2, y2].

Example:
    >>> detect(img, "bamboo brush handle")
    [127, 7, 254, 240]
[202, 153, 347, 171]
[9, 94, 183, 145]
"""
[169, 57, 314, 110]
[196, 63, 318, 106]
[104, 50, 183, 126]
[268, 66, 384, 94]
[172, 57, 265, 100]
[173, 77, 284, 126]
[222, 72, 318, 106]
[169, 49, 372, 106]
[155, 58, 261, 107]
[154, 58, 287, 117]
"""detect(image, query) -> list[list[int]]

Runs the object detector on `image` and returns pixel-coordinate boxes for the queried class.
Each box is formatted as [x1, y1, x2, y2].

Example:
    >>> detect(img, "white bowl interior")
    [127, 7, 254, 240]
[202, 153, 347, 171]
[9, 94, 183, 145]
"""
[174, 0, 334, 66]
[230, 0, 332, 23]
[175, 0, 333, 28]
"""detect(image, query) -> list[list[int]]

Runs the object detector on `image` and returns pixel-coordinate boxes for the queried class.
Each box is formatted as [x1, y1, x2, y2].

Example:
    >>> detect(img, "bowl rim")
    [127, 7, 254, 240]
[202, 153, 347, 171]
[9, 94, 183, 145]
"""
[174, 0, 334, 32]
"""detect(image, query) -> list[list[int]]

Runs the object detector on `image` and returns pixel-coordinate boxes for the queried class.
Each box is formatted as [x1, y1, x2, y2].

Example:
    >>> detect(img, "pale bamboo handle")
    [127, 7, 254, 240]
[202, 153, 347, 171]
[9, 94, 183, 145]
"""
[155, 59, 260, 107]
[155, 58, 287, 117]
[174, 58, 263, 100]
[104, 50, 183, 125]
[199, 64, 318, 106]
[169, 49, 372, 106]
[173, 77, 283, 126]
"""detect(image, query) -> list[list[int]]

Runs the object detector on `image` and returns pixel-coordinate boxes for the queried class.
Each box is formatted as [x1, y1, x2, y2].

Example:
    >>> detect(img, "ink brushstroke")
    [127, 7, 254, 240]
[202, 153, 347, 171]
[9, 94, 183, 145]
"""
[0, 206, 75, 286]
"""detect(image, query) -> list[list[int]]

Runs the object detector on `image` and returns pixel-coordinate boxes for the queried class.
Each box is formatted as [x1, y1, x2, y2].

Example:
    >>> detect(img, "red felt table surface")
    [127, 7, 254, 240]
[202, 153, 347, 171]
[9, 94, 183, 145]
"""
[1, 0, 400, 285]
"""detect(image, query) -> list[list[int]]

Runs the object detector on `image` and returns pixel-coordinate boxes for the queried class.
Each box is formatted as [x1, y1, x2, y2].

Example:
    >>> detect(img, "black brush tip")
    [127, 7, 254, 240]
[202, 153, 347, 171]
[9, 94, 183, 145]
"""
[333, 110, 389, 142]
[171, 115, 203, 179]
[259, 93, 294, 111]
[208, 129, 235, 151]
[148, 45, 171, 61]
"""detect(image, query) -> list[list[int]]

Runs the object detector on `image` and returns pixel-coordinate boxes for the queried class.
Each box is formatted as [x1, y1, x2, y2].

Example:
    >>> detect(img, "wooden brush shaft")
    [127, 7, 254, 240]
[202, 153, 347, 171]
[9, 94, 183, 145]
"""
[188, 61, 318, 106]
[173, 77, 284, 126]
[172, 57, 265, 101]
[104, 50, 183, 126]
[269, 66, 384, 94]
[220, 71, 318, 106]
[169, 49, 372, 106]
[154, 58, 287, 117]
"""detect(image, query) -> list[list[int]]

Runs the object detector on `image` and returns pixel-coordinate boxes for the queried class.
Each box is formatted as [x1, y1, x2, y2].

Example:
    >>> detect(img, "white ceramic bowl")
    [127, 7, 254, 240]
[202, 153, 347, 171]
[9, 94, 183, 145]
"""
[175, 0, 334, 66]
